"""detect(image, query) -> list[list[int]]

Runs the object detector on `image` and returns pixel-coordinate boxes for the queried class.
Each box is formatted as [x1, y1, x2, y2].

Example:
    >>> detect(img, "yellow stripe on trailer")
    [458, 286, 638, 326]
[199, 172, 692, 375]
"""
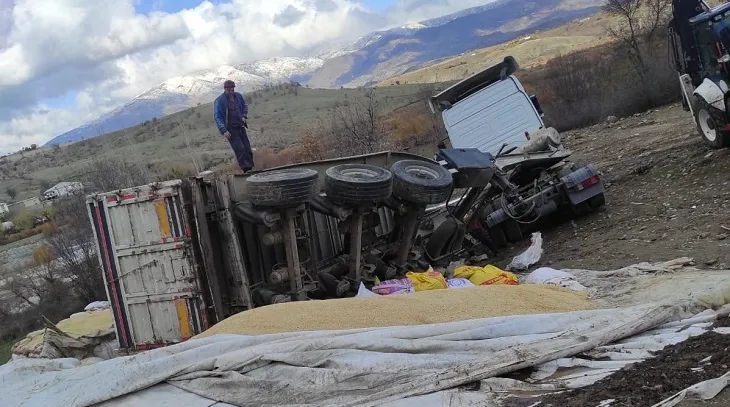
[175, 298, 192, 339]
[154, 199, 171, 239]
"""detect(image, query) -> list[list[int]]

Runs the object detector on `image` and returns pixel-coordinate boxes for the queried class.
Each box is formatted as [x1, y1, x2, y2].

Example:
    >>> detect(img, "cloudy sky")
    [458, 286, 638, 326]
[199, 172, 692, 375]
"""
[0, 0, 490, 154]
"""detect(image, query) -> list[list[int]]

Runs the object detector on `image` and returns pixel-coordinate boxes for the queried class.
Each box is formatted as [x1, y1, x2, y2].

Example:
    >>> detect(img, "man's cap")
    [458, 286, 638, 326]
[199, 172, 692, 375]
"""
[224, 80, 235, 88]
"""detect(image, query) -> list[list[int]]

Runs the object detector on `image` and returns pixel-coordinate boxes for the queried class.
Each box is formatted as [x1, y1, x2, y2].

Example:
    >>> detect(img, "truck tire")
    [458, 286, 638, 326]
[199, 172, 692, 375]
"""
[503, 219, 523, 243]
[425, 217, 465, 261]
[390, 160, 453, 205]
[558, 162, 591, 216]
[488, 225, 508, 249]
[244, 168, 319, 208]
[587, 192, 606, 209]
[694, 97, 730, 149]
[324, 164, 392, 205]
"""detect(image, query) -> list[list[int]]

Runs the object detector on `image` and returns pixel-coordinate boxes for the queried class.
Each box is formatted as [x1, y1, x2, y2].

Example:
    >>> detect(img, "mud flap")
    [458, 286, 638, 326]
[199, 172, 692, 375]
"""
[566, 183, 604, 205]
[560, 164, 604, 205]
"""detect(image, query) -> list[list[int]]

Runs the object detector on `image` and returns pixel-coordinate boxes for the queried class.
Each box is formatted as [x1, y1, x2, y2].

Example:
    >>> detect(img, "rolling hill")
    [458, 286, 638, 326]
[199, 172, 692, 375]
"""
[45, 0, 603, 148]
[1, 84, 434, 202]
[375, 11, 619, 86]
[44, 57, 325, 147]
[306, 0, 604, 88]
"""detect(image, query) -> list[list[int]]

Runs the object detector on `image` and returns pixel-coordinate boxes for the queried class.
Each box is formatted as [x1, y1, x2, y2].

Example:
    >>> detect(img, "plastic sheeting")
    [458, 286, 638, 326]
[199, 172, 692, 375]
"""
[1, 302, 689, 407]
[381, 305, 730, 407]
[11, 309, 115, 360]
[653, 370, 730, 407]
[524, 267, 593, 294]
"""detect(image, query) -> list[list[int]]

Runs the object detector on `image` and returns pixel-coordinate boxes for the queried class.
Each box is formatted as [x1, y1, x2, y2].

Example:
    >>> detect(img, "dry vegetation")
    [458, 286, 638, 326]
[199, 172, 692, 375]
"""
[376, 11, 620, 87]
[0, 83, 431, 202]
[518, 0, 682, 131]
[0, 158, 154, 351]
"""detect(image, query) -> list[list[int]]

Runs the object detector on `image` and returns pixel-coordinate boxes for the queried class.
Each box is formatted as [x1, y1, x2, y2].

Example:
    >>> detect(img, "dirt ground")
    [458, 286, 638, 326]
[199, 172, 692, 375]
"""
[518, 318, 730, 407]
[494, 102, 730, 272]
[491, 104, 730, 406]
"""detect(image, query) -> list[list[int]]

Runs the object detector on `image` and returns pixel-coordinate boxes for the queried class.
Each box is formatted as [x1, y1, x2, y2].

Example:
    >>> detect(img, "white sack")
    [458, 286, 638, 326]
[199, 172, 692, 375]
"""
[525, 267, 593, 294]
[356, 282, 378, 297]
[507, 232, 543, 271]
[446, 278, 474, 289]
[0, 302, 689, 407]
[84, 301, 111, 311]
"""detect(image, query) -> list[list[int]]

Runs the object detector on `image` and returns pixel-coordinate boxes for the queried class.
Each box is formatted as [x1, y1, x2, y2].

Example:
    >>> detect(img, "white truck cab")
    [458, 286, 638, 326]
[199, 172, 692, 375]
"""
[429, 56, 545, 155]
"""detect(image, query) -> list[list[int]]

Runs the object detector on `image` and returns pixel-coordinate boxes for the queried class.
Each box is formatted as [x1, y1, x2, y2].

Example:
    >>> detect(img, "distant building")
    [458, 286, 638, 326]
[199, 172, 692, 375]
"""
[43, 181, 84, 200]
[0, 203, 9, 217]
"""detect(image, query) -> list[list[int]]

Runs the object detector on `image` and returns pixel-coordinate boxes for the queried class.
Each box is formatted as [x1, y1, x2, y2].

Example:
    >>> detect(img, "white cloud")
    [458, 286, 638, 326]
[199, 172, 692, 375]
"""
[0, 0, 491, 154]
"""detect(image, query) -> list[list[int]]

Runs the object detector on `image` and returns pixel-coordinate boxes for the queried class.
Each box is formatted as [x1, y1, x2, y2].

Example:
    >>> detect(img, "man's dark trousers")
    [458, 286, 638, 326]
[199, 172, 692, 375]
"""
[228, 126, 254, 170]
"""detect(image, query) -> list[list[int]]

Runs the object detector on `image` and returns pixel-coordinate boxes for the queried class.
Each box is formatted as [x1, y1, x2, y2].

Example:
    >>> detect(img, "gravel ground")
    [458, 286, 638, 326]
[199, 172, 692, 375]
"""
[538, 321, 730, 406]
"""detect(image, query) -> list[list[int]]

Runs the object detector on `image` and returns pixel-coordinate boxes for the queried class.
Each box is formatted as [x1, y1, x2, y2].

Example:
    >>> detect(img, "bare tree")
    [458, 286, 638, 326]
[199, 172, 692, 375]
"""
[49, 195, 105, 303]
[317, 89, 388, 157]
[6, 245, 66, 309]
[603, 0, 673, 85]
[80, 156, 150, 193]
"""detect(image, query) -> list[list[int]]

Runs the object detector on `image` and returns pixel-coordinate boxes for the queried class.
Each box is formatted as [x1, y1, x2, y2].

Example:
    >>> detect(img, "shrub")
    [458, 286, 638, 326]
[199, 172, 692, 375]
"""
[520, 36, 679, 131]
[41, 222, 58, 238]
[12, 211, 35, 231]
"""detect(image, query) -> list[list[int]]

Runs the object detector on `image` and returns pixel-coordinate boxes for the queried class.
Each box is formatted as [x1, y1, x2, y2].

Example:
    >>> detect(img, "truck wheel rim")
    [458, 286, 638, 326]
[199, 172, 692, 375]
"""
[340, 168, 379, 179]
[699, 109, 717, 142]
[405, 165, 439, 180]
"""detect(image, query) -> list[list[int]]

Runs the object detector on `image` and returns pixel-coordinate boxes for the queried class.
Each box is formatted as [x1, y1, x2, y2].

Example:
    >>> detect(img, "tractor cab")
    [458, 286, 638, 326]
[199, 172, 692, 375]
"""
[670, 0, 730, 149]
[670, 1, 730, 85]
[689, 3, 730, 82]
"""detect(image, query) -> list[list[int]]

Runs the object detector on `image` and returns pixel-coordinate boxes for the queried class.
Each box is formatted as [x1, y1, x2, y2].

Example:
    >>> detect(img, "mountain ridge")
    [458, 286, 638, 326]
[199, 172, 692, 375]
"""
[45, 0, 603, 147]
[44, 57, 324, 146]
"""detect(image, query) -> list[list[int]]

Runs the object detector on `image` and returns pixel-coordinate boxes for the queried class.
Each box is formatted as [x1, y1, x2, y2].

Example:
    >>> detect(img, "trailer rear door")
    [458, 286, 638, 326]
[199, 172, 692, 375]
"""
[87, 180, 209, 351]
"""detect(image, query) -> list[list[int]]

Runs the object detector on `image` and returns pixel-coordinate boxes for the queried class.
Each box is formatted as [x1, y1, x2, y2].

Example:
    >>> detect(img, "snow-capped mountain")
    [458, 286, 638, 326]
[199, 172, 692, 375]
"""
[46, 0, 604, 146]
[45, 57, 323, 146]
[307, 0, 603, 88]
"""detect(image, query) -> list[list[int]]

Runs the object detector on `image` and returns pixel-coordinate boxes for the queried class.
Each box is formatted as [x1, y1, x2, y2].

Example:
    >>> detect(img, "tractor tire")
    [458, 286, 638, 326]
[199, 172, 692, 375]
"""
[390, 160, 453, 205]
[694, 97, 730, 149]
[324, 164, 393, 205]
[244, 168, 319, 208]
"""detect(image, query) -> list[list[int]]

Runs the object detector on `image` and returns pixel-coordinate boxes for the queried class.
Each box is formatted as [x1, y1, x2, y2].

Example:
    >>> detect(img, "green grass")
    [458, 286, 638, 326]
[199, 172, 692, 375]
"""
[0, 83, 434, 202]
[0, 340, 13, 365]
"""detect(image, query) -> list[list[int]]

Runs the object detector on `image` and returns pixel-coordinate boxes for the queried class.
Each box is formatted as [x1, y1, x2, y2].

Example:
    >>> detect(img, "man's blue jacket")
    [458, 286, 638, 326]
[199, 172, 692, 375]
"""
[214, 92, 249, 135]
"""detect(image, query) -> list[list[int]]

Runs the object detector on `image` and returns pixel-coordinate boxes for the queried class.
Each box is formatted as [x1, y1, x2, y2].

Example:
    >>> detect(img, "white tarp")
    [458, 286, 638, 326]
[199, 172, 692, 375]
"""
[380, 305, 730, 406]
[653, 370, 730, 407]
[0, 301, 692, 407]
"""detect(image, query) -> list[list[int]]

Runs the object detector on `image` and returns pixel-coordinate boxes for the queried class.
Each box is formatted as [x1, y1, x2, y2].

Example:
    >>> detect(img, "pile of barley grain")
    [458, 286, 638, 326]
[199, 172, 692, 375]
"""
[195, 285, 593, 337]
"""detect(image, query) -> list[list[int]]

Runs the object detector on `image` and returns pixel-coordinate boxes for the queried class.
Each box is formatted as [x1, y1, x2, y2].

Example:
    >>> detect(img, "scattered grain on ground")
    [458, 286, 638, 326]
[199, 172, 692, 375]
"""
[195, 285, 594, 337]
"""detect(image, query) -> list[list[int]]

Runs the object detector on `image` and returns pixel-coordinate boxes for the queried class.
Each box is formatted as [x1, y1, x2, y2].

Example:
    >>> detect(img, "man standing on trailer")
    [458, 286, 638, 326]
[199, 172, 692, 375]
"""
[214, 80, 254, 172]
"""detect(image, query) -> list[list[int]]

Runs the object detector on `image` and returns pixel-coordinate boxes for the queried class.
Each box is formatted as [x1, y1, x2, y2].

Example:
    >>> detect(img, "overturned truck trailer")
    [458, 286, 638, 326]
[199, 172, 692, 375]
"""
[86, 56, 607, 353]
[87, 151, 456, 352]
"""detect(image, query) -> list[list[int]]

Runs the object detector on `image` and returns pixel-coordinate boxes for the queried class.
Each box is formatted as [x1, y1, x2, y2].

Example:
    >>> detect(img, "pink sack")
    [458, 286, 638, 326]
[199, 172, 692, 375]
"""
[371, 278, 415, 295]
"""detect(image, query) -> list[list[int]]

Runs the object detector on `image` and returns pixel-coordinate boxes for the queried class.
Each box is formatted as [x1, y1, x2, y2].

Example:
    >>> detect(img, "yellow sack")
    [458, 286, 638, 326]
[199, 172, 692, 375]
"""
[454, 264, 519, 286]
[406, 270, 448, 291]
